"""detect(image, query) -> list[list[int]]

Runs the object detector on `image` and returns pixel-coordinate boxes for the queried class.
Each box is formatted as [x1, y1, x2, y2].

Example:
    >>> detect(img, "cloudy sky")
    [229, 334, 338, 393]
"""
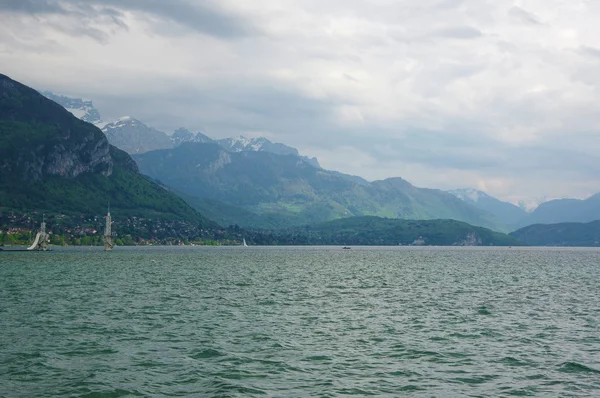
[1, 0, 600, 203]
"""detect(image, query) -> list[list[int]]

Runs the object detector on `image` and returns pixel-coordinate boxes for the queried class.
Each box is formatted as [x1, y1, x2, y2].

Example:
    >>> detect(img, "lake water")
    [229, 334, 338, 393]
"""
[1, 246, 600, 397]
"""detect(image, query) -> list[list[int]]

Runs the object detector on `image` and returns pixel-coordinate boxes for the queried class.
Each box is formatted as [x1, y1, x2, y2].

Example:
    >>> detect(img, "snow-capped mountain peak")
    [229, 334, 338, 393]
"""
[101, 116, 172, 154]
[448, 188, 491, 203]
[170, 131, 321, 167]
[219, 136, 260, 152]
[40, 89, 321, 165]
[107, 116, 144, 128]
[171, 128, 213, 146]
[216, 136, 299, 156]
[514, 197, 557, 212]
[451, 189, 563, 213]
[42, 91, 103, 126]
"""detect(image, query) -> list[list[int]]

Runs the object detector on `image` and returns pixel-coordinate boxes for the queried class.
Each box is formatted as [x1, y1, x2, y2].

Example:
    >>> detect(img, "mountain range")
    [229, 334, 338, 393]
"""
[39, 90, 600, 235]
[132, 142, 502, 230]
[41, 91, 320, 165]
[169, 126, 321, 168]
[12, 74, 600, 247]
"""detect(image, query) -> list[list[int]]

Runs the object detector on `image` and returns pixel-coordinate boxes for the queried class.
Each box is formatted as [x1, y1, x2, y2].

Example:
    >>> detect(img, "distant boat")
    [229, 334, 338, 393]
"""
[104, 205, 114, 251]
[342, 247, 351, 250]
[27, 219, 49, 251]
[243, 238, 248, 247]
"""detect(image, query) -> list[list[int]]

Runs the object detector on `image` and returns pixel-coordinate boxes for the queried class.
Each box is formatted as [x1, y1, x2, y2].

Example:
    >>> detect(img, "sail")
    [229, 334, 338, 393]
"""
[243, 238, 248, 247]
[27, 232, 41, 251]
[104, 208, 114, 251]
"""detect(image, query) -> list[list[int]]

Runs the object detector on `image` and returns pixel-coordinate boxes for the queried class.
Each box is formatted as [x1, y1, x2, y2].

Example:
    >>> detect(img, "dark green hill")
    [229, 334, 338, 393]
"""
[510, 221, 600, 246]
[133, 143, 504, 231]
[0, 73, 212, 226]
[302, 216, 521, 246]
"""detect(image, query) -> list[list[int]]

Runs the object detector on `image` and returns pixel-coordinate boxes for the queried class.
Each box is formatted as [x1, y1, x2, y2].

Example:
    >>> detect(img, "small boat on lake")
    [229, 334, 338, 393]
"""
[104, 206, 114, 251]
[27, 220, 49, 251]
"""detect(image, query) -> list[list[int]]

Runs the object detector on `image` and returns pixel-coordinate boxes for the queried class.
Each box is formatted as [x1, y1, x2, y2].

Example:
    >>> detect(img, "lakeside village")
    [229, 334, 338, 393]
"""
[0, 209, 241, 247]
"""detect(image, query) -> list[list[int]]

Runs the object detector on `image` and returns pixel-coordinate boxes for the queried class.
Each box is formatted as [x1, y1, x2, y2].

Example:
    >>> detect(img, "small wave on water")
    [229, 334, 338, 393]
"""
[189, 348, 225, 359]
[558, 362, 600, 374]
[497, 356, 531, 367]
[477, 305, 493, 315]
[73, 387, 146, 398]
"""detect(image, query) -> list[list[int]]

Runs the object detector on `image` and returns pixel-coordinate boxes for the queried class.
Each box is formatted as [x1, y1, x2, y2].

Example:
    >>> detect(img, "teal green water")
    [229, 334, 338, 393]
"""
[1, 246, 600, 397]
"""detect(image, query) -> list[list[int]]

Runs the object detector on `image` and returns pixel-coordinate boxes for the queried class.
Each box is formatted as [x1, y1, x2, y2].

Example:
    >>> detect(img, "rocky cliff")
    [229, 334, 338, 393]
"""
[1, 75, 114, 182]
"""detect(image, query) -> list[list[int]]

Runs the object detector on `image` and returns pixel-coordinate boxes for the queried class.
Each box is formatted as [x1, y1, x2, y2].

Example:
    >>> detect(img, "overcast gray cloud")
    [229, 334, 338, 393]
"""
[1, 0, 600, 202]
[0, 0, 253, 38]
[0, 0, 64, 14]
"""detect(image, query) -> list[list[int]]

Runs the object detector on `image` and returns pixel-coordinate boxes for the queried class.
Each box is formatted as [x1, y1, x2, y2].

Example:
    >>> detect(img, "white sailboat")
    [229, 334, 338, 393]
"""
[104, 205, 114, 251]
[243, 238, 248, 247]
[27, 219, 49, 251]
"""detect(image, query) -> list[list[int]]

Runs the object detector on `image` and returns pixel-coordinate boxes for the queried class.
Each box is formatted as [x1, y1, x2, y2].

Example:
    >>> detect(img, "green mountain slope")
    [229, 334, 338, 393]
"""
[510, 221, 600, 246]
[176, 193, 304, 229]
[133, 143, 504, 231]
[0, 73, 212, 226]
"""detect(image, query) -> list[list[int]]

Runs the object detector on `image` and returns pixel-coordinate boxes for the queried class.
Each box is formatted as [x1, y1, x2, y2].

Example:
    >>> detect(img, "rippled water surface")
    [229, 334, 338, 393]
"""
[2, 246, 600, 397]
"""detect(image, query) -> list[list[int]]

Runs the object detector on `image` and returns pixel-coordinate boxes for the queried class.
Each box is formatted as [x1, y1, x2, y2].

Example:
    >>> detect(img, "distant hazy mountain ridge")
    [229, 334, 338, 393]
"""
[216, 135, 320, 168]
[170, 129, 319, 166]
[448, 188, 558, 214]
[98, 116, 322, 166]
[447, 188, 600, 230]
[524, 194, 600, 225]
[448, 188, 527, 228]
[44, 91, 320, 167]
